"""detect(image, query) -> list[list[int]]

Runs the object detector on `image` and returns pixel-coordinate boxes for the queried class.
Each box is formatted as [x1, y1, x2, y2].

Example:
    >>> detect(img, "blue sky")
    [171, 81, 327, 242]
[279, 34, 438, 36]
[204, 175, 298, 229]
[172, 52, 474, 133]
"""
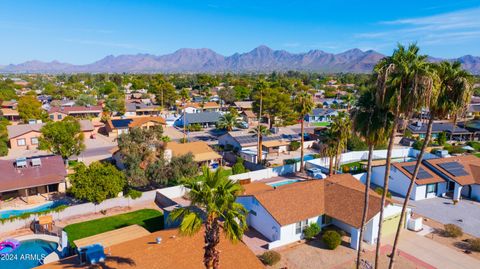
[1, 0, 480, 64]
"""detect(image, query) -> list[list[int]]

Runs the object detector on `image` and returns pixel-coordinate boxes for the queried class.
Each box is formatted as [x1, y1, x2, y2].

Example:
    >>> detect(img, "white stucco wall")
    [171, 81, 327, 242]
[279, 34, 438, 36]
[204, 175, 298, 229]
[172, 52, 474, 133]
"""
[237, 196, 281, 242]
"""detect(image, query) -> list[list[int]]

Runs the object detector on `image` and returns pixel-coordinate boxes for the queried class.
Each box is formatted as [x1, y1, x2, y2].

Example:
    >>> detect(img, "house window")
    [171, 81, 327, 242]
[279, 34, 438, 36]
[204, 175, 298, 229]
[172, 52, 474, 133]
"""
[249, 210, 257, 216]
[322, 215, 332, 226]
[295, 219, 308, 234]
[58, 114, 63, 120]
[31, 137, 39, 145]
[17, 138, 26, 146]
[49, 115, 54, 120]
[426, 183, 437, 194]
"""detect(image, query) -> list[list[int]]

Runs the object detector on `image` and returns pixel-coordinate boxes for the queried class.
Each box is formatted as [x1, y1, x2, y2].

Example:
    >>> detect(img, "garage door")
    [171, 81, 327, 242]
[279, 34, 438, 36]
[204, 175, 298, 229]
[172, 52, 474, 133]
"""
[382, 213, 402, 236]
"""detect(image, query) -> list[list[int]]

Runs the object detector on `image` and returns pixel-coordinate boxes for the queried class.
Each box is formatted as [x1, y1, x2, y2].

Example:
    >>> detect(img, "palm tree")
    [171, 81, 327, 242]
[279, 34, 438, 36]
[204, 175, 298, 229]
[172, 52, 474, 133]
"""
[330, 113, 351, 174]
[169, 167, 248, 269]
[251, 125, 271, 164]
[217, 113, 239, 131]
[320, 128, 338, 176]
[388, 61, 472, 269]
[373, 43, 431, 268]
[294, 91, 314, 172]
[352, 89, 393, 269]
[345, 93, 355, 111]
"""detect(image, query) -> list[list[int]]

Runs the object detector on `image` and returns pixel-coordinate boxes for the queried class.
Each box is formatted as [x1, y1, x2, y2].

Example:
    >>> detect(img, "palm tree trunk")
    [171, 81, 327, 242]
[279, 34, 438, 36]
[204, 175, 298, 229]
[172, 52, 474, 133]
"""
[374, 113, 399, 269]
[204, 217, 220, 269]
[300, 119, 305, 172]
[356, 143, 374, 269]
[388, 117, 433, 269]
[257, 134, 263, 164]
[334, 143, 341, 174]
[329, 156, 334, 176]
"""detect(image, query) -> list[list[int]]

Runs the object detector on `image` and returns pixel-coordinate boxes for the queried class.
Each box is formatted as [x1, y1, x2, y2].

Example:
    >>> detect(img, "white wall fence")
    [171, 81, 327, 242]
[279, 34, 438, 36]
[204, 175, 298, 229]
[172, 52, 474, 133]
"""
[0, 190, 158, 234]
[229, 163, 299, 182]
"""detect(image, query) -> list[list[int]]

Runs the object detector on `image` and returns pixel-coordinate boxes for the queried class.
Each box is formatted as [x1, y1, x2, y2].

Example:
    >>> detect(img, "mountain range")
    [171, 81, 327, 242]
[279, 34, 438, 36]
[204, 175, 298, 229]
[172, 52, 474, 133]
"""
[1, 46, 479, 74]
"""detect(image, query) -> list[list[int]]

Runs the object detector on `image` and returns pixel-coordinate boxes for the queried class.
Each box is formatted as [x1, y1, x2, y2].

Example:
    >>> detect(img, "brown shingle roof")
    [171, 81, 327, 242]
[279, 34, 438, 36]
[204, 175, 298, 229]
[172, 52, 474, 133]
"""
[40, 228, 264, 269]
[49, 105, 103, 114]
[392, 161, 445, 185]
[241, 174, 385, 228]
[166, 141, 221, 162]
[0, 155, 67, 192]
[425, 155, 480, 186]
[128, 116, 166, 127]
[7, 123, 42, 139]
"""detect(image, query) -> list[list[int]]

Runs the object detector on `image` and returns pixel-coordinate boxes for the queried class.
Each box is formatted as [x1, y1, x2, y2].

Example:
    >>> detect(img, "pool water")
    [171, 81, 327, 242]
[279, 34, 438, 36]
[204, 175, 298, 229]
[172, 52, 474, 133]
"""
[269, 179, 300, 187]
[0, 201, 66, 219]
[0, 239, 58, 269]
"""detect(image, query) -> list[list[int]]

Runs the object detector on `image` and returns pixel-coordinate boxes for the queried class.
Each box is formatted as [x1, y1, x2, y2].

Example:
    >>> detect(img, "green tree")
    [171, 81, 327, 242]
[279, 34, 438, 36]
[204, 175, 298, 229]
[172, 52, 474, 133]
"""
[232, 157, 246, 175]
[388, 61, 472, 269]
[38, 117, 85, 161]
[330, 113, 351, 174]
[218, 87, 237, 104]
[18, 95, 46, 123]
[216, 113, 240, 131]
[69, 162, 126, 204]
[169, 167, 247, 269]
[294, 90, 314, 172]
[146, 153, 198, 186]
[436, 131, 447, 146]
[250, 125, 271, 164]
[75, 94, 97, 106]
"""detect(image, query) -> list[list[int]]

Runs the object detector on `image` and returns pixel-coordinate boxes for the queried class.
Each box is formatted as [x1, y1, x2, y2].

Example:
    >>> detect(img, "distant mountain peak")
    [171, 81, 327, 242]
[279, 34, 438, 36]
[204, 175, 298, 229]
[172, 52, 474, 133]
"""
[1, 46, 479, 74]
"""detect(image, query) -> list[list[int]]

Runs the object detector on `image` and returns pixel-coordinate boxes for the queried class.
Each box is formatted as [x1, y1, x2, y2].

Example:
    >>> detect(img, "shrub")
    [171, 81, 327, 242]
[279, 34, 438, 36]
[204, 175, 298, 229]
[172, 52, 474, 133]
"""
[467, 141, 480, 151]
[125, 188, 143, 200]
[303, 223, 321, 240]
[347, 136, 368, 151]
[322, 230, 342, 250]
[289, 140, 301, 151]
[374, 187, 392, 198]
[470, 238, 480, 252]
[444, 224, 463, 238]
[232, 157, 246, 175]
[258, 250, 281, 266]
[284, 158, 299, 165]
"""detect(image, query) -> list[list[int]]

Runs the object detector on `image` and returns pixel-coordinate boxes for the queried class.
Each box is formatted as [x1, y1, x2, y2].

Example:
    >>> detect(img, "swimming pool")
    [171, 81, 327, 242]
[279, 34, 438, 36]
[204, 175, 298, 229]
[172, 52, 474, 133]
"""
[268, 179, 300, 187]
[0, 201, 66, 219]
[0, 239, 58, 269]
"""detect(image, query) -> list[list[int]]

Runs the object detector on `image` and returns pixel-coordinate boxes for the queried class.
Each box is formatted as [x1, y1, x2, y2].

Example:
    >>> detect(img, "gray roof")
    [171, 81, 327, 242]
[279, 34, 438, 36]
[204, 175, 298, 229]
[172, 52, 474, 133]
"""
[126, 102, 160, 112]
[229, 133, 284, 146]
[182, 112, 222, 125]
[309, 108, 338, 117]
[407, 122, 470, 134]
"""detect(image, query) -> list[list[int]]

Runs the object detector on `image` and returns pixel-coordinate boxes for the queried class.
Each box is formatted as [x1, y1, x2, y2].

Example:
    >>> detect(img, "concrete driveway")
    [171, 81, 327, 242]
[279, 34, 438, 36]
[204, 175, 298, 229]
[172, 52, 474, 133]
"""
[409, 197, 480, 237]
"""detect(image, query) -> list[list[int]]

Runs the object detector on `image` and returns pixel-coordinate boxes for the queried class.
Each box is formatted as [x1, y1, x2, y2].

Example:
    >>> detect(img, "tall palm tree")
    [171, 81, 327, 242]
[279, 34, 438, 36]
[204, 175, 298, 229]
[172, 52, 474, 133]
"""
[330, 113, 351, 174]
[294, 91, 314, 172]
[217, 113, 240, 131]
[352, 89, 393, 269]
[373, 43, 431, 268]
[251, 125, 271, 164]
[320, 128, 338, 176]
[169, 167, 248, 269]
[388, 61, 472, 269]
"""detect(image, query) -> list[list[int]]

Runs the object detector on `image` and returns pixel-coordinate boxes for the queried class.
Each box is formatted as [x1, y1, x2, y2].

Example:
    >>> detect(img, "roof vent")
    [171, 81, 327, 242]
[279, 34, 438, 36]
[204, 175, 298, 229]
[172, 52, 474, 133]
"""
[156, 237, 162, 244]
[416, 121, 422, 127]
[31, 158, 42, 167]
[16, 157, 27, 168]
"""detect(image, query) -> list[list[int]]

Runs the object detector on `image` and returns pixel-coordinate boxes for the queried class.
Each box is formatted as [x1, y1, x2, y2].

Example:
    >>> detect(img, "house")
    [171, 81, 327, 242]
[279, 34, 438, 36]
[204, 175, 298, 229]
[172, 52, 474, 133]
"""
[7, 120, 95, 150]
[234, 101, 253, 111]
[218, 131, 285, 151]
[407, 121, 472, 141]
[371, 161, 447, 201]
[165, 141, 222, 167]
[176, 112, 222, 128]
[105, 116, 166, 137]
[40, 228, 264, 269]
[237, 174, 406, 250]
[0, 108, 20, 122]
[125, 102, 161, 117]
[178, 102, 220, 113]
[305, 108, 338, 123]
[48, 105, 103, 121]
[1, 100, 17, 109]
[424, 155, 480, 202]
[241, 110, 258, 125]
[320, 98, 344, 108]
[0, 155, 67, 203]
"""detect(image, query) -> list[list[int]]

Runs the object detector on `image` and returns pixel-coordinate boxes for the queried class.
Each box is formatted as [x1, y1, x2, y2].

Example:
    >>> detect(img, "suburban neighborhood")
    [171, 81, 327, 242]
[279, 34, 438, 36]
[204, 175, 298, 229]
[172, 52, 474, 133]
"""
[1, 1, 480, 269]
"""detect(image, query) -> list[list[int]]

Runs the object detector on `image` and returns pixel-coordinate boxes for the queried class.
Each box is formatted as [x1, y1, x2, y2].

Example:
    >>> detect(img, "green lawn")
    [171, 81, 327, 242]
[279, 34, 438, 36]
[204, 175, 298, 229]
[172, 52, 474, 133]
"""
[340, 161, 366, 173]
[474, 153, 480, 158]
[312, 122, 330, 127]
[64, 209, 163, 247]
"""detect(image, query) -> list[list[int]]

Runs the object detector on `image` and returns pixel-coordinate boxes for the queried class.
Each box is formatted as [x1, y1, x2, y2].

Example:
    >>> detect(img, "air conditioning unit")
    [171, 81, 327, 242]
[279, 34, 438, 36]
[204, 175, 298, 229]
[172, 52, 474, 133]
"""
[16, 157, 27, 168]
[31, 158, 42, 167]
